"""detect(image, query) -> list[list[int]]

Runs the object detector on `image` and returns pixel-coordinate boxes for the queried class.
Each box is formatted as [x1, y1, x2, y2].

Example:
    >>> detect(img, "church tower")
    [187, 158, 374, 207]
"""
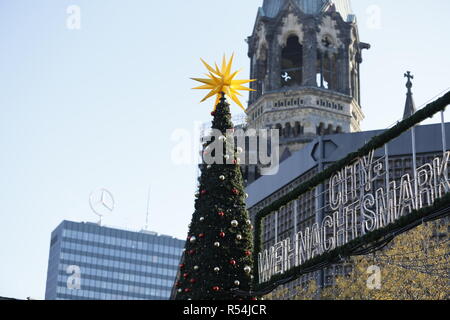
[246, 0, 369, 158]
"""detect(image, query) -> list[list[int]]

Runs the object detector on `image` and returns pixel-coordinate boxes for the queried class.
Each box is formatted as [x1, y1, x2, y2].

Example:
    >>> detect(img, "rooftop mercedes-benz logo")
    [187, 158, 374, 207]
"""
[89, 188, 114, 218]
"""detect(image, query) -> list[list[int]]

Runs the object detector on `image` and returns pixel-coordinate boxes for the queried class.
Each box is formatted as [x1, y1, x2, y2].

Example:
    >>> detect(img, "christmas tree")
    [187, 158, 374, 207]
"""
[174, 56, 255, 300]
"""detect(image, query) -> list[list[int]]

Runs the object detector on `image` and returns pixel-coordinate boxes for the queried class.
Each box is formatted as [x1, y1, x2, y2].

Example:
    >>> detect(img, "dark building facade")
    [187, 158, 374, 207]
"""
[246, 122, 450, 298]
[45, 221, 184, 300]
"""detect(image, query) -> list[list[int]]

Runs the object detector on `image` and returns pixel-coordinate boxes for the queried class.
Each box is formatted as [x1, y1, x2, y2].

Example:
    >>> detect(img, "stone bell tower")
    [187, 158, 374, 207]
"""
[246, 0, 369, 159]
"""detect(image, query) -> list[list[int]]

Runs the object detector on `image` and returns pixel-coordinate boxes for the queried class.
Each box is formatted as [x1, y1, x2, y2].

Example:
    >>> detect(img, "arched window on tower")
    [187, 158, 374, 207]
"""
[317, 51, 338, 89]
[323, 53, 337, 90]
[316, 36, 338, 90]
[317, 123, 325, 135]
[284, 123, 292, 138]
[281, 36, 303, 87]
[294, 122, 303, 136]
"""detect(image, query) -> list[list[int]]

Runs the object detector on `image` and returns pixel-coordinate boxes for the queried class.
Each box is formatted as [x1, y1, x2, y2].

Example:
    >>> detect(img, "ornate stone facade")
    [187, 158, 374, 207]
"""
[245, 0, 369, 162]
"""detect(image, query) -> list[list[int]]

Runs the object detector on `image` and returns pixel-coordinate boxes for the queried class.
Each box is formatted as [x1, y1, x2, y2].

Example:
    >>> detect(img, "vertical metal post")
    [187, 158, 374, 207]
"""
[441, 111, 447, 155]
[385, 144, 390, 212]
[294, 200, 298, 236]
[316, 136, 325, 290]
[145, 186, 151, 231]
[411, 127, 418, 209]
[293, 200, 298, 263]
[274, 211, 278, 244]
[359, 157, 365, 235]
[440, 111, 449, 228]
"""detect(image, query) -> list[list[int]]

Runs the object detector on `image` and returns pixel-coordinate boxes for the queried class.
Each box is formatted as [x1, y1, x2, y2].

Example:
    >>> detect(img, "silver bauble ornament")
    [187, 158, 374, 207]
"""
[231, 220, 239, 227]
[214, 242, 220, 247]
[194, 265, 199, 271]
[219, 175, 225, 181]
[234, 280, 240, 286]
[244, 266, 251, 274]
[214, 267, 220, 272]
[236, 234, 243, 240]
[199, 217, 205, 222]
[190, 236, 196, 243]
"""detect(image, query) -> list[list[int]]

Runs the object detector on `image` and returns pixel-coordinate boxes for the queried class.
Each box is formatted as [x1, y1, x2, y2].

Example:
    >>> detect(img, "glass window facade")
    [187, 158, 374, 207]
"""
[45, 221, 184, 300]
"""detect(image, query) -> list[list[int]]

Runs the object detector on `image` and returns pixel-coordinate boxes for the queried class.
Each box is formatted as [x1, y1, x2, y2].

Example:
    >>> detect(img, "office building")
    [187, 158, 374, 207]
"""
[45, 221, 184, 300]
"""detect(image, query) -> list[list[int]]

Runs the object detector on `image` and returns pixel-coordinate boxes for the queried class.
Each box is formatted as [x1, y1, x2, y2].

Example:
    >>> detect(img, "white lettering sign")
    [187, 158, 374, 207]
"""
[258, 151, 450, 283]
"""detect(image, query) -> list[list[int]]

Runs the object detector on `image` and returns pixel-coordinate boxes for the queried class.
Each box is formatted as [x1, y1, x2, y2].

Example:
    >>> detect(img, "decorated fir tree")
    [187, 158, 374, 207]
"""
[174, 56, 255, 300]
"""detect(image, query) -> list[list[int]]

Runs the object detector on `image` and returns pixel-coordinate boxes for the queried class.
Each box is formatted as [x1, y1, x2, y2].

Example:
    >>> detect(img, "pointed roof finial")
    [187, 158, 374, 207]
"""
[405, 71, 414, 91]
[403, 71, 416, 120]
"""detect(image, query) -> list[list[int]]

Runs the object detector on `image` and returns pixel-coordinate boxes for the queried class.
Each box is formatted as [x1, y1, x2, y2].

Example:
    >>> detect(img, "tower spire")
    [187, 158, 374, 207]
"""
[403, 71, 416, 120]
[145, 186, 150, 230]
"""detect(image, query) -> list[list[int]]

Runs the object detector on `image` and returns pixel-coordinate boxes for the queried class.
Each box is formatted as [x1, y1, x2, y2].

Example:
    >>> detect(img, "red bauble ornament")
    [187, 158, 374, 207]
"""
[245, 250, 252, 256]
[190, 278, 197, 284]
[184, 288, 191, 293]
[198, 233, 205, 238]
[233, 160, 238, 165]
[218, 211, 225, 217]
[219, 232, 225, 238]
[183, 273, 189, 279]
[189, 249, 196, 255]
[229, 259, 236, 266]
[211, 111, 216, 116]
[176, 281, 182, 287]
[231, 188, 239, 195]
[201, 190, 207, 195]
[179, 264, 185, 269]
[212, 286, 220, 292]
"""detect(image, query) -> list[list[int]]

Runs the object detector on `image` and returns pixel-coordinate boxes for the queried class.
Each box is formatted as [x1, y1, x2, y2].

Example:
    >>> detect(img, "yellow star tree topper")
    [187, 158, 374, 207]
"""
[192, 54, 255, 111]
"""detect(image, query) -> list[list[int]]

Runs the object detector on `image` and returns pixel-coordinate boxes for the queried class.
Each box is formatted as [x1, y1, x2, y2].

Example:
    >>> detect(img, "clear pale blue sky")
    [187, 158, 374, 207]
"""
[0, 0, 449, 300]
